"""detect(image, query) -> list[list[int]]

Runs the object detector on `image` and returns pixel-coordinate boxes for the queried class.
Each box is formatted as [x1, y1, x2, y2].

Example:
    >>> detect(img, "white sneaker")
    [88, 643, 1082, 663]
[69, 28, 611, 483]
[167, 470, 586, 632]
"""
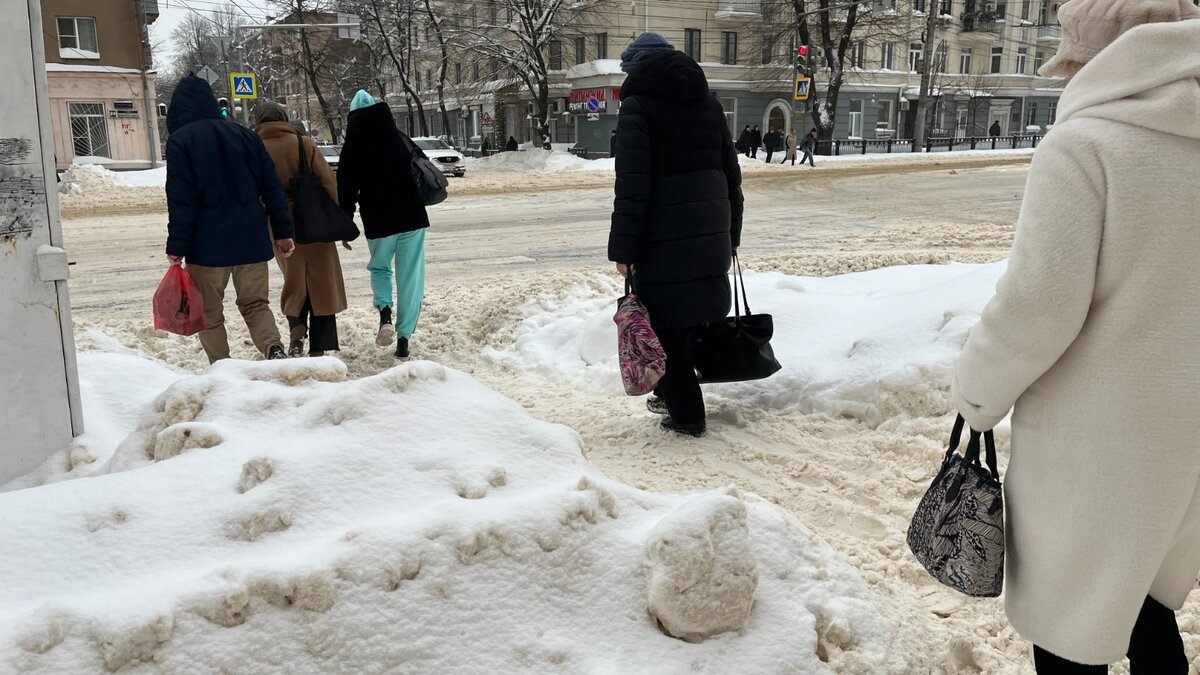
[376, 323, 396, 347]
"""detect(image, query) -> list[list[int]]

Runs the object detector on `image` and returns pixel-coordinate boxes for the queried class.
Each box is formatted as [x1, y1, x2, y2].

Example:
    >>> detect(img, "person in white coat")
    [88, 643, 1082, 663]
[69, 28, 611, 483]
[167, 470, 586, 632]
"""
[949, 0, 1200, 672]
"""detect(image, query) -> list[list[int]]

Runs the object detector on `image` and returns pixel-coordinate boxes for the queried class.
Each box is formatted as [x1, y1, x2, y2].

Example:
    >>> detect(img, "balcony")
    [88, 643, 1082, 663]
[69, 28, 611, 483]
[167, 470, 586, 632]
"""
[960, 9, 1002, 32]
[715, 0, 761, 21]
[1037, 25, 1062, 42]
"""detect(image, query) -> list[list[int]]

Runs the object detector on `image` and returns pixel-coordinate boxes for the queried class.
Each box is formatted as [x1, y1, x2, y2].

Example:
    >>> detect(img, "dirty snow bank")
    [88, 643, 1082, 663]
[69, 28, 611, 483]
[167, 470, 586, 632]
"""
[465, 149, 614, 173]
[485, 263, 1007, 426]
[0, 356, 891, 673]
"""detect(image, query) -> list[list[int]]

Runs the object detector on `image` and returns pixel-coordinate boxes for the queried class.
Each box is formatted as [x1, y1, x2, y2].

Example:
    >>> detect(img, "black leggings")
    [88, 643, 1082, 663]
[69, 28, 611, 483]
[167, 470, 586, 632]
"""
[651, 324, 704, 425]
[1033, 596, 1187, 674]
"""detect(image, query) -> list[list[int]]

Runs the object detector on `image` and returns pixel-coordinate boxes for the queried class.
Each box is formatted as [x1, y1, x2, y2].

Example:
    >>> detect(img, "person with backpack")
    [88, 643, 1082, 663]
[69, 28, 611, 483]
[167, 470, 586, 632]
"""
[255, 101, 347, 358]
[609, 33, 744, 438]
[338, 90, 430, 359]
[163, 74, 294, 363]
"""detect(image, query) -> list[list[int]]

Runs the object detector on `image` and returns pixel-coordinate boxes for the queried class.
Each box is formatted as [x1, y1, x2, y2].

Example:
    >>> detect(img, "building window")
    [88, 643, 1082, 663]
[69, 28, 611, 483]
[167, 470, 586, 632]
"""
[761, 37, 775, 65]
[549, 40, 563, 70]
[426, 69, 433, 89]
[995, 1, 1008, 19]
[1034, 50, 1045, 73]
[877, 99, 895, 129]
[473, 61, 480, 80]
[991, 45, 1003, 73]
[937, 43, 948, 72]
[913, 0, 926, 12]
[960, 47, 973, 73]
[1048, 101, 1057, 124]
[595, 33, 608, 60]
[1026, 102, 1038, 127]
[881, 42, 895, 70]
[456, 62, 462, 84]
[489, 1, 498, 23]
[940, 0, 953, 15]
[852, 40, 866, 69]
[68, 102, 109, 158]
[849, 99, 865, 138]
[575, 37, 586, 64]
[469, 6, 477, 26]
[1021, 0, 1032, 19]
[721, 97, 738, 135]
[490, 59, 499, 79]
[684, 29, 702, 61]
[909, 43, 922, 72]
[57, 17, 99, 59]
[1015, 47, 1027, 74]
[721, 32, 737, 64]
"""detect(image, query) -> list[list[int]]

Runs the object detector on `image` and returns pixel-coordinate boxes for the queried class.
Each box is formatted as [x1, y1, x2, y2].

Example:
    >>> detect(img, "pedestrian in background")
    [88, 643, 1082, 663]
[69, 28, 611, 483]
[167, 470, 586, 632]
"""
[763, 128, 781, 163]
[481, 137, 491, 157]
[255, 101, 348, 358]
[610, 129, 618, 158]
[609, 33, 744, 438]
[749, 125, 762, 159]
[783, 128, 798, 165]
[990, 120, 1003, 137]
[800, 128, 818, 167]
[164, 75, 294, 363]
[737, 125, 752, 156]
[506, 136, 519, 151]
[951, 0, 1200, 672]
[338, 90, 430, 359]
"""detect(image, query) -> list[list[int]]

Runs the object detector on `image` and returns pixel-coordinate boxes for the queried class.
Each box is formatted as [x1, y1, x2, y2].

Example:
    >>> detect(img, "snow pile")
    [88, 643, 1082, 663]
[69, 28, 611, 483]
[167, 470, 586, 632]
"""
[58, 163, 121, 195]
[486, 263, 1007, 426]
[738, 147, 1036, 173]
[466, 149, 614, 173]
[0, 355, 888, 673]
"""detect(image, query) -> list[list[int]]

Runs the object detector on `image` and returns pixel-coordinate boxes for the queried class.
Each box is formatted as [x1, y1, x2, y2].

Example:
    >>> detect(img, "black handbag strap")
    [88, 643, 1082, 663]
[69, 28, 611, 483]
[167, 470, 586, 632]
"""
[732, 253, 752, 320]
[296, 134, 310, 176]
[945, 414, 1000, 481]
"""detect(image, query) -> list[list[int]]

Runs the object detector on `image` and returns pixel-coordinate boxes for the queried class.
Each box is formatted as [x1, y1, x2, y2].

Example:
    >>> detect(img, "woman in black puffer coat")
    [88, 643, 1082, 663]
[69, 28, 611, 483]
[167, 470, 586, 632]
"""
[609, 33, 744, 438]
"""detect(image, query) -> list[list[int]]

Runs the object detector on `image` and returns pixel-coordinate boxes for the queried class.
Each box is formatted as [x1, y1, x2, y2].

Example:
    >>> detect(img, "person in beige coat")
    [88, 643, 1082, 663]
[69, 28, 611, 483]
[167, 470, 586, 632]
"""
[255, 102, 349, 357]
[950, 0, 1200, 672]
[782, 128, 797, 165]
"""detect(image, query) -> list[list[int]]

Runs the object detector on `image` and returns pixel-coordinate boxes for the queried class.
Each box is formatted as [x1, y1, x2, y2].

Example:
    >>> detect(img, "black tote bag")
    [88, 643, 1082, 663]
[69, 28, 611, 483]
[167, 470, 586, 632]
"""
[691, 255, 782, 384]
[290, 135, 360, 245]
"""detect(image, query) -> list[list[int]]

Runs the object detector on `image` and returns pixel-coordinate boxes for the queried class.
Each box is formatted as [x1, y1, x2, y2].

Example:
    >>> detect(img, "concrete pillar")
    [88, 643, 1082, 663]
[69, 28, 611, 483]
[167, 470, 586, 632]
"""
[0, 0, 83, 484]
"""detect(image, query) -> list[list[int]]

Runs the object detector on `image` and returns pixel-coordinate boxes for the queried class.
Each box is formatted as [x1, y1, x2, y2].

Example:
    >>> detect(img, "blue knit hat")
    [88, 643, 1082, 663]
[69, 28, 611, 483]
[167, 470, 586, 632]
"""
[620, 33, 675, 74]
[349, 89, 375, 112]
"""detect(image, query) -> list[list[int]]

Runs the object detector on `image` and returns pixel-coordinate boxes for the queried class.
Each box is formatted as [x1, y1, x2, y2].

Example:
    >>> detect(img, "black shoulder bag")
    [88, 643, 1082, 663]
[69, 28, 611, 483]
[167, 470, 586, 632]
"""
[290, 135, 360, 245]
[399, 134, 449, 206]
[907, 415, 1005, 598]
[691, 254, 782, 384]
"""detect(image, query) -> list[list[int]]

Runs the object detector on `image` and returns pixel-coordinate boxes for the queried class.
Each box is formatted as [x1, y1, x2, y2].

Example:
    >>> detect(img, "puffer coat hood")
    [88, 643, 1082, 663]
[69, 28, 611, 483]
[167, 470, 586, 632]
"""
[1057, 20, 1200, 139]
[167, 75, 222, 135]
[337, 100, 430, 240]
[620, 51, 710, 104]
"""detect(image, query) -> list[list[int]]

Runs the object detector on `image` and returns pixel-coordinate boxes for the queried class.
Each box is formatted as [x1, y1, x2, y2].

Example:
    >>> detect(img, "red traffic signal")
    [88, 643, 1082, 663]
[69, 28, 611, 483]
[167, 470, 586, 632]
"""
[797, 45, 809, 57]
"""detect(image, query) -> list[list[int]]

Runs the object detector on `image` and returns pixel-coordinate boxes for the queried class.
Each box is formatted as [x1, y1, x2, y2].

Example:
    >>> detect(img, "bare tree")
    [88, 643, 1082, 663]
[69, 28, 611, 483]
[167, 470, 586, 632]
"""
[455, 0, 595, 149]
[269, 0, 352, 140]
[420, 0, 452, 140]
[354, 0, 430, 135]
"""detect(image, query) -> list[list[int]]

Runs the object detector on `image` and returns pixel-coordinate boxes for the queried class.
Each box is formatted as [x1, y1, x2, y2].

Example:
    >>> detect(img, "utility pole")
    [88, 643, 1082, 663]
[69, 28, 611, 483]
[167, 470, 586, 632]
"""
[644, 0, 650, 32]
[912, 1, 940, 151]
[132, 0, 158, 167]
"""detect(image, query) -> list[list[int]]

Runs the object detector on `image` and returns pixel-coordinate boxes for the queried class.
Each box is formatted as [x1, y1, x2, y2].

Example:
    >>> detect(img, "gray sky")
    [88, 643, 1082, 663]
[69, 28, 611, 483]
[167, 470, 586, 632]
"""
[150, 1, 269, 70]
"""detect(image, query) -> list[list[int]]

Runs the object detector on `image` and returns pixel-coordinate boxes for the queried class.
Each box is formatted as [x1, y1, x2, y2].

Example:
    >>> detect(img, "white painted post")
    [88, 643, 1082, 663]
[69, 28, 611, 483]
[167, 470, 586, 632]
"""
[0, 0, 83, 485]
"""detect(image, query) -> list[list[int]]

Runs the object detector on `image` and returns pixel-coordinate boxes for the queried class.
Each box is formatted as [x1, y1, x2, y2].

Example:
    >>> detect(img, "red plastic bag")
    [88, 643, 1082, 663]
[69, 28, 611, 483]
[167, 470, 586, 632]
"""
[153, 263, 207, 336]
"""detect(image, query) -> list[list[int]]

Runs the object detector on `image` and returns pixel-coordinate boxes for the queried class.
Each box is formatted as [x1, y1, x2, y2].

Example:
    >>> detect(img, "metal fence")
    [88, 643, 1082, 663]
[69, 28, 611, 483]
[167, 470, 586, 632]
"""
[815, 134, 1043, 156]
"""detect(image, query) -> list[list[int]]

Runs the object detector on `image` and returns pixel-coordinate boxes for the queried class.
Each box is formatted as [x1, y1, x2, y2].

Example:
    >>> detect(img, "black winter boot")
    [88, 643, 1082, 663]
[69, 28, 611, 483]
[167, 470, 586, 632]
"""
[395, 337, 410, 358]
[660, 416, 707, 438]
[376, 307, 395, 347]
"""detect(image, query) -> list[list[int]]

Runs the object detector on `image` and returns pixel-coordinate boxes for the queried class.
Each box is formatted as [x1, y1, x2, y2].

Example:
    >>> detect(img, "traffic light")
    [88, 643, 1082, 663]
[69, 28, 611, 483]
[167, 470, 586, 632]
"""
[797, 45, 809, 57]
[217, 97, 230, 117]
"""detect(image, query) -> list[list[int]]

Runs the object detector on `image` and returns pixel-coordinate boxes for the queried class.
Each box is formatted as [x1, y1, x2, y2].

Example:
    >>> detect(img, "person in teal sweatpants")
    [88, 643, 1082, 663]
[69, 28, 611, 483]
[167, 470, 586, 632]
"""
[367, 230, 425, 350]
[338, 90, 432, 358]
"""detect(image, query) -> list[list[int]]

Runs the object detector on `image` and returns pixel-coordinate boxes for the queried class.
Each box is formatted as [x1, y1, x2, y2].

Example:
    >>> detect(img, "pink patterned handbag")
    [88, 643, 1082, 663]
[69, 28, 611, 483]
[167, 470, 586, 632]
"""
[614, 277, 667, 396]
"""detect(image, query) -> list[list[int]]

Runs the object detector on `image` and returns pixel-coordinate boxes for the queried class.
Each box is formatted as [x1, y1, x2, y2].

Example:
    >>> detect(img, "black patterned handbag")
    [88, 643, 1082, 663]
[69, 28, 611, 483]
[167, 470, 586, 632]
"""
[907, 415, 1005, 598]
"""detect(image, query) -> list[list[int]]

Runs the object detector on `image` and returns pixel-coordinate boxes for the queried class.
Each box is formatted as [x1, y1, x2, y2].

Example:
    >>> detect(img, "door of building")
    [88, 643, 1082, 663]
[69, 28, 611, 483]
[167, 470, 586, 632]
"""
[1, 0, 83, 484]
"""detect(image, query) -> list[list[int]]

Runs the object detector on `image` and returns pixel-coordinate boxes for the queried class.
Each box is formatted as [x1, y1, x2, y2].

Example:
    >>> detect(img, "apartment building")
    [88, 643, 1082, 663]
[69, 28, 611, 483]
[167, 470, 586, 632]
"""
[395, 0, 1064, 152]
[41, 0, 160, 170]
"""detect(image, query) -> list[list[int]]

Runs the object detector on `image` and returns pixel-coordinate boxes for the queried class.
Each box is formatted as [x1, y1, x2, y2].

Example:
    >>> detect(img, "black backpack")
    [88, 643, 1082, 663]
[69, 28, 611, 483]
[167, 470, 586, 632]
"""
[400, 134, 449, 206]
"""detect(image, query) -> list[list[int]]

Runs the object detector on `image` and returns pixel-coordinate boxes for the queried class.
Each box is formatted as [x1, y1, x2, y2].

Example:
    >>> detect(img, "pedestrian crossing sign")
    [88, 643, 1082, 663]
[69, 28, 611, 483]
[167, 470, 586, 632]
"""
[793, 76, 812, 102]
[230, 73, 257, 100]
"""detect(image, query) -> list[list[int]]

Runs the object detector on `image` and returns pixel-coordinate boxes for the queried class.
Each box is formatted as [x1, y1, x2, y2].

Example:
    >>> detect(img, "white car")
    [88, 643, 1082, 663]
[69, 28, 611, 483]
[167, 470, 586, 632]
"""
[317, 144, 340, 173]
[411, 137, 466, 177]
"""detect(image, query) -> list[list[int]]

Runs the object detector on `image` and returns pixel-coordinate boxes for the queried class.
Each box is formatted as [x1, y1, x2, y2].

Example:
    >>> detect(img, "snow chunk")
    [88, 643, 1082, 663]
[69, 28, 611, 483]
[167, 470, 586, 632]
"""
[646, 490, 758, 642]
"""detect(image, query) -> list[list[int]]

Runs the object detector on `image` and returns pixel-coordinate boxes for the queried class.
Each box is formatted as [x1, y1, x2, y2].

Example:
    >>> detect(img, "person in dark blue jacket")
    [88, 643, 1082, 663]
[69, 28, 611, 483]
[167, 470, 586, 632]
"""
[164, 75, 295, 363]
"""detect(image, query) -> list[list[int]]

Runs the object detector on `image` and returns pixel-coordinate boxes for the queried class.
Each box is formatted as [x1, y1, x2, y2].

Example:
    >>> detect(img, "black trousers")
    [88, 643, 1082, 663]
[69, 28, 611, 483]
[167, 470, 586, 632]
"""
[651, 324, 704, 425]
[288, 296, 339, 353]
[1033, 596, 1187, 675]
[765, 150, 774, 163]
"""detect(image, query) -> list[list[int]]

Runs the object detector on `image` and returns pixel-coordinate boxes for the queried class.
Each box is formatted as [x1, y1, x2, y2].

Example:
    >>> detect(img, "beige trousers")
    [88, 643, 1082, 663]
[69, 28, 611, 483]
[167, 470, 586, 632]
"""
[186, 262, 282, 363]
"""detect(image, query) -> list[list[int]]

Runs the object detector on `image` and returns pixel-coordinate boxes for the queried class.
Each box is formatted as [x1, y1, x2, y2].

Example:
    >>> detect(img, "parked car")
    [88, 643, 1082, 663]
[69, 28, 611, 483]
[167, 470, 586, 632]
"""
[317, 144, 340, 174]
[411, 137, 466, 177]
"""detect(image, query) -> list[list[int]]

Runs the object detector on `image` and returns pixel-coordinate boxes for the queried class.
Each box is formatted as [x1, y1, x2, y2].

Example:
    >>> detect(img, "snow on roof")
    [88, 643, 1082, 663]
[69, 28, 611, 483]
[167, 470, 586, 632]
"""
[45, 63, 146, 75]
[565, 59, 625, 80]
